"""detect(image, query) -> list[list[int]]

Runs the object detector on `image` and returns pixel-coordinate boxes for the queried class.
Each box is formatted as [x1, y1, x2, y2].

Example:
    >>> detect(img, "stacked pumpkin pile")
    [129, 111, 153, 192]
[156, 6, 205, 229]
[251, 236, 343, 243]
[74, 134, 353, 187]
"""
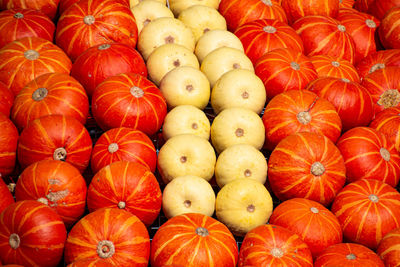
[2, 0, 400, 266]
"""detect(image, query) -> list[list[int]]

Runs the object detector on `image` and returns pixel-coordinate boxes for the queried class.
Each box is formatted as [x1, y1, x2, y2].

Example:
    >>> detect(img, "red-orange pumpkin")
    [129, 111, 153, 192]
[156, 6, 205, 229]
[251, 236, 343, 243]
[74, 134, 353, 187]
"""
[377, 227, 400, 266]
[315, 243, 385, 266]
[11, 72, 89, 130]
[17, 114, 92, 173]
[64, 208, 150, 266]
[356, 49, 400, 79]
[55, 0, 138, 61]
[281, 0, 339, 24]
[354, 0, 374, 12]
[58, 0, 129, 16]
[91, 127, 157, 174]
[87, 161, 162, 226]
[0, 0, 59, 20]
[379, 6, 400, 50]
[14, 159, 87, 227]
[67, 259, 114, 267]
[331, 179, 400, 250]
[370, 107, 400, 153]
[238, 224, 313, 267]
[150, 213, 238, 267]
[0, 114, 18, 177]
[368, 0, 400, 21]
[0, 200, 67, 266]
[0, 81, 13, 117]
[0, 37, 72, 96]
[92, 73, 167, 136]
[254, 48, 318, 101]
[269, 198, 343, 258]
[339, 0, 355, 8]
[0, 178, 14, 214]
[310, 54, 360, 82]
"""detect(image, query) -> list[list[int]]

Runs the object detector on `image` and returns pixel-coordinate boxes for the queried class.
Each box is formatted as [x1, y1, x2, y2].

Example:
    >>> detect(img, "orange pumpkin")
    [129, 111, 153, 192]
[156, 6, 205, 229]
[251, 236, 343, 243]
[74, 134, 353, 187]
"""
[0, 0, 59, 20]
[370, 107, 400, 153]
[377, 227, 400, 266]
[356, 49, 400, 79]
[281, 0, 339, 24]
[0, 178, 14, 214]
[310, 54, 360, 82]
[0, 114, 18, 177]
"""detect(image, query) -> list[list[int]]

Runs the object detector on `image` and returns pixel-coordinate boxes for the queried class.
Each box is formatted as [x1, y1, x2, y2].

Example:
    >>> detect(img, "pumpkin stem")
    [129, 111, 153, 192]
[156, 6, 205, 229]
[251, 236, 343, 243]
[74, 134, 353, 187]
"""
[184, 200, 191, 208]
[290, 62, 300, 71]
[235, 128, 244, 137]
[14, 12, 24, 19]
[341, 78, 350, 83]
[9, 233, 20, 249]
[369, 63, 385, 74]
[7, 183, 16, 193]
[270, 247, 284, 258]
[180, 156, 187, 163]
[297, 111, 311, 125]
[377, 89, 400, 109]
[130, 86, 144, 98]
[369, 194, 379, 203]
[118, 201, 126, 209]
[83, 15, 95, 25]
[244, 169, 252, 177]
[53, 147, 67, 161]
[32, 87, 48, 101]
[337, 25, 346, 32]
[311, 162, 325, 176]
[108, 143, 119, 153]
[24, 49, 39, 60]
[261, 0, 272, 6]
[97, 240, 115, 259]
[195, 227, 209, 237]
[247, 204, 255, 213]
[365, 19, 376, 28]
[380, 148, 391, 161]
[310, 207, 319, 214]
[346, 253, 357, 260]
[98, 44, 111, 50]
[331, 61, 340, 67]
[263, 26, 277, 34]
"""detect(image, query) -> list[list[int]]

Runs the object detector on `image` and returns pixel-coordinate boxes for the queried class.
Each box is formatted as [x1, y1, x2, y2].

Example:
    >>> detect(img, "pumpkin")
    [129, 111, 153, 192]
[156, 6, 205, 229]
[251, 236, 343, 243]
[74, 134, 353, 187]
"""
[281, 0, 339, 24]
[67, 259, 114, 267]
[377, 227, 400, 267]
[354, 0, 374, 12]
[0, 178, 14, 214]
[368, 0, 400, 21]
[331, 179, 400, 250]
[150, 213, 238, 267]
[262, 89, 342, 151]
[70, 43, 147, 97]
[339, 0, 355, 8]
[315, 243, 385, 266]
[11, 72, 89, 130]
[14, 159, 87, 227]
[91, 73, 167, 136]
[0, 114, 18, 177]
[0, 37, 72, 96]
[91, 127, 156, 174]
[310, 54, 360, 82]
[238, 224, 313, 267]
[55, 0, 137, 61]
[0, 200, 67, 266]
[356, 49, 400, 79]
[87, 161, 162, 226]
[306, 77, 374, 131]
[64, 208, 150, 266]
[0, 0, 59, 20]
[254, 48, 318, 101]
[269, 198, 342, 258]
[0, 81, 13, 117]
[370, 107, 400, 153]
[293, 15, 356, 64]
[379, 6, 400, 50]
[234, 19, 304, 64]
[17, 114, 92, 173]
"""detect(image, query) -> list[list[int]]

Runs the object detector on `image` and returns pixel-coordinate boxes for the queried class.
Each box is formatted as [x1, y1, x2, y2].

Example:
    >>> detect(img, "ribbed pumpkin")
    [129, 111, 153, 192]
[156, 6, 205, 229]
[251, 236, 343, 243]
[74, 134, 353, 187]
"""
[0, 200, 67, 266]
[91, 127, 156, 174]
[315, 243, 385, 267]
[370, 107, 400, 153]
[293, 15, 356, 64]
[0, 37, 72, 96]
[281, 0, 339, 24]
[150, 213, 238, 267]
[55, 0, 137, 61]
[0, 114, 18, 177]
[269, 198, 343, 258]
[379, 6, 400, 50]
[11, 72, 89, 130]
[91, 73, 167, 136]
[64, 208, 150, 266]
[262, 89, 342, 150]
[368, 0, 400, 21]
[0, 178, 14, 214]
[0, 81, 13, 117]
[254, 48, 318, 101]
[87, 161, 162, 226]
[339, 0, 354, 8]
[331, 179, 400, 250]
[356, 49, 400, 79]
[67, 259, 114, 267]
[234, 19, 304, 64]
[310, 54, 360, 82]
[17, 114, 92, 173]
[238, 224, 313, 267]
[0, 0, 59, 20]
[0, 8, 55, 49]
[14, 159, 87, 227]
[70, 43, 147, 97]
[354, 0, 374, 12]
[377, 227, 400, 267]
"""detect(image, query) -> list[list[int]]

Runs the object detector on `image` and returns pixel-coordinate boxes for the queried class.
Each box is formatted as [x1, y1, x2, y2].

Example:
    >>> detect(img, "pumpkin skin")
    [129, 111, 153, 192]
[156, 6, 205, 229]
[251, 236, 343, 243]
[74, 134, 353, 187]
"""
[0, 81, 13, 117]
[87, 161, 161, 226]
[0, 8, 55, 49]
[340, 0, 355, 8]
[262, 89, 342, 151]
[377, 227, 400, 267]
[92, 73, 167, 136]
[254, 48, 318, 101]
[17, 114, 93, 173]
[67, 259, 114, 267]
[234, 19, 304, 64]
[379, 6, 400, 50]
[368, 0, 400, 21]
[0, 37, 72, 96]
[238, 224, 313, 267]
[64, 208, 150, 266]
[281, 0, 339, 24]
[0, 114, 18, 177]
[14, 159, 87, 227]
[11, 72, 89, 131]
[269, 198, 343, 258]
[150, 213, 238, 267]
[293, 15, 356, 64]
[0, 200, 67, 267]
[0, 0, 59, 20]
[370, 107, 400, 153]
[55, 0, 138, 61]
[91, 127, 156, 174]
[70, 43, 147, 97]
[354, 0, 374, 12]
[310, 54, 360, 82]
[331, 179, 400, 250]
[315, 243, 385, 267]
[0, 178, 14, 214]
[356, 49, 400, 79]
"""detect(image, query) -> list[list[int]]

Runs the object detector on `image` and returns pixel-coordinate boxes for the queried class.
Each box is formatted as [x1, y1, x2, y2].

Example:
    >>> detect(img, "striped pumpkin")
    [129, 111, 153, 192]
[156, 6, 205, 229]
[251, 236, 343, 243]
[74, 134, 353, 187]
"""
[150, 213, 238, 267]
[339, 0, 354, 8]
[11, 72, 89, 131]
[370, 107, 400, 153]
[17, 114, 92, 173]
[14, 159, 87, 227]
[310, 54, 360, 82]
[254, 48, 318, 101]
[0, 178, 14, 214]
[379, 6, 400, 50]
[377, 227, 400, 266]
[368, 0, 400, 21]
[67, 259, 114, 267]
[354, 0, 374, 12]
[269, 198, 343, 258]
[0, 37, 72, 96]
[87, 161, 162, 226]
[331, 179, 400, 250]
[0, 81, 13, 117]
[238, 224, 313, 267]
[55, 0, 137, 61]
[0, 0, 59, 20]
[0, 114, 18, 177]
[281, 0, 339, 24]
[356, 49, 400, 79]
[0, 200, 67, 266]
[64, 208, 150, 266]
[92, 73, 167, 136]
[91, 127, 157, 174]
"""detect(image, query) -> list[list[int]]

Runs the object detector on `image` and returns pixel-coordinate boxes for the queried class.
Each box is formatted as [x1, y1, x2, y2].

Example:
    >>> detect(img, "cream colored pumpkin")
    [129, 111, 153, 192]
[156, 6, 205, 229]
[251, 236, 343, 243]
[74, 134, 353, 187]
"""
[216, 179, 273, 236]
[130, 0, 166, 8]
[131, 0, 174, 34]
[168, 0, 220, 17]
[162, 175, 215, 219]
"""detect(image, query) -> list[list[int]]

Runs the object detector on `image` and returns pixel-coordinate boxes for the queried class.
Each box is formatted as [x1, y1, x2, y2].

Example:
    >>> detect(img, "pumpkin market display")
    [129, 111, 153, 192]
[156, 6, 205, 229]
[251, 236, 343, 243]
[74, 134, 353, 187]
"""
[4, 0, 400, 266]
